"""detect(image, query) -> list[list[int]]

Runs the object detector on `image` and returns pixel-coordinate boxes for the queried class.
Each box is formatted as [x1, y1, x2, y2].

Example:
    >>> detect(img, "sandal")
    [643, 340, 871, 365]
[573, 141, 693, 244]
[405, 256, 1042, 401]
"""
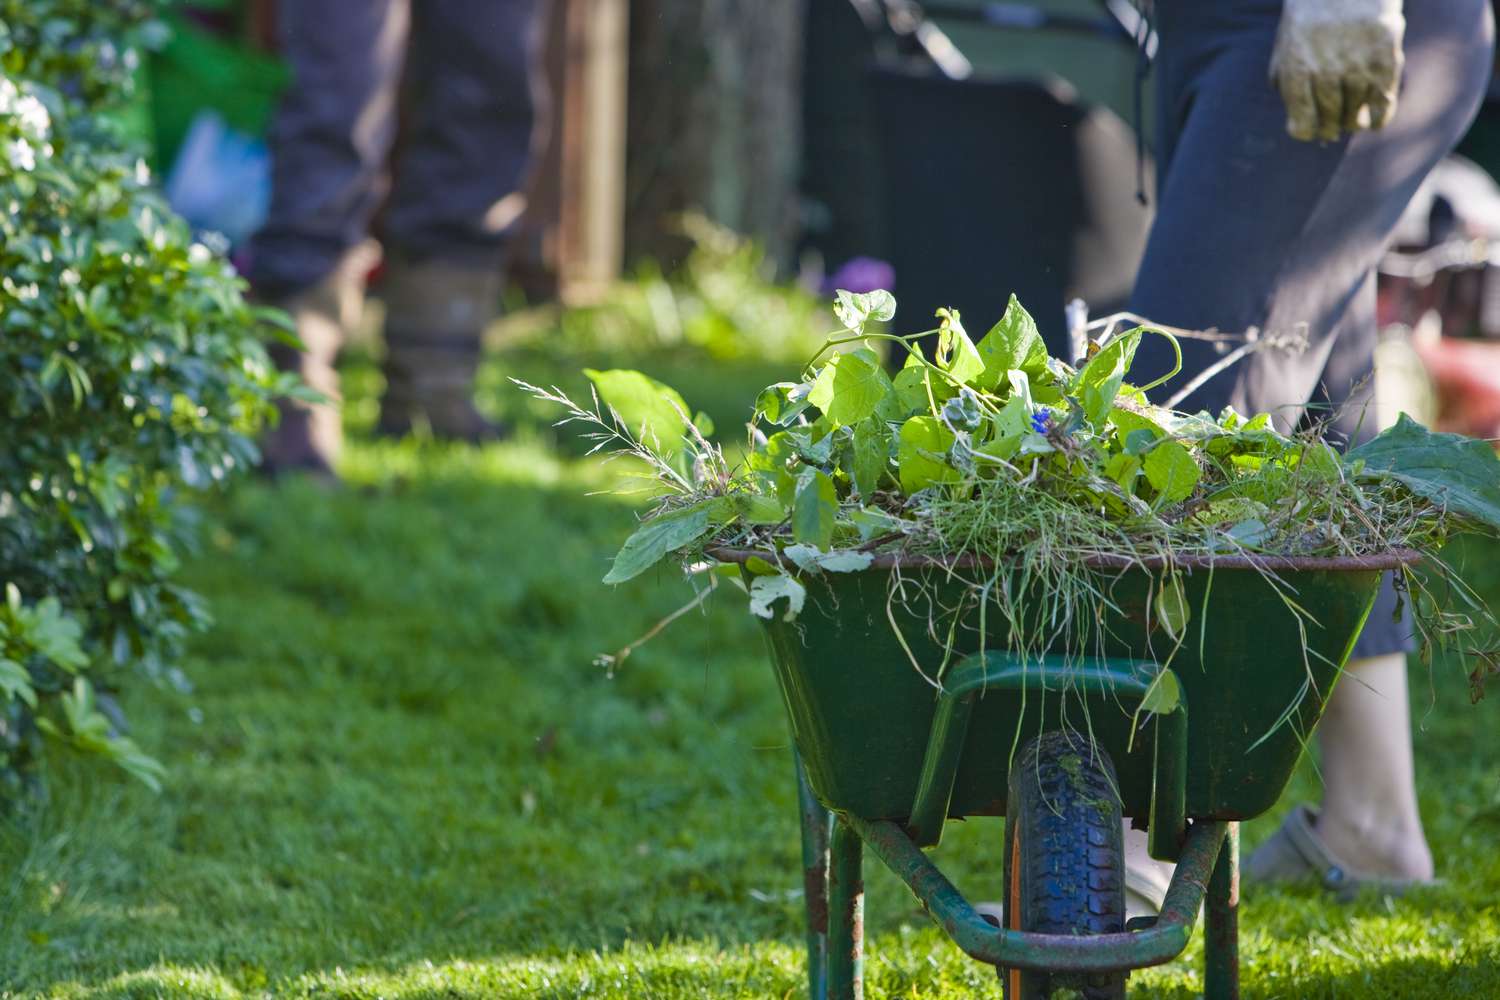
[1242, 804, 1434, 901]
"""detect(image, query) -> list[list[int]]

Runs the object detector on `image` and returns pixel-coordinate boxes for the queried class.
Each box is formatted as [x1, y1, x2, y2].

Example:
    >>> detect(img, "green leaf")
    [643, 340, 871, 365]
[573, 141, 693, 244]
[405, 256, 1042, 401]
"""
[793, 469, 838, 549]
[1073, 329, 1142, 423]
[892, 356, 950, 415]
[748, 573, 807, 621]
[733, 493, 786, 525]
[585, 369, 693, 457]
[1154, 572, 1190, 642]
[1103, 452, 1142, 492]
[936, 309, 985, 384]
[783, 544, 876, 574]
[833, 289, 896, 332]
[977, 294, 1049, 387]
[1139, 669, 1182, 716]
[747, 433, 799, 506]
[1346, 414, 1500, 531]
[851, 419, 892, 499]
[603, 500, 726, 584]
[0, 659, 37, 709]
[755, 382, 812, 426]
[850, 506, 908, 541]
[1144, 440, 1200, 505]
[807, 349, 894, 426]
[1111, 406, 1164, 444]
[15, 597, 88, 673]
[898, 416, 961, 493]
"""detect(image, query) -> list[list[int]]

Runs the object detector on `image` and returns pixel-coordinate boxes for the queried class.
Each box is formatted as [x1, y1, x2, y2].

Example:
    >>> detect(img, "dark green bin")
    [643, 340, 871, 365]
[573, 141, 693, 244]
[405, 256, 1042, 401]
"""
[734, 551, 1411, 826]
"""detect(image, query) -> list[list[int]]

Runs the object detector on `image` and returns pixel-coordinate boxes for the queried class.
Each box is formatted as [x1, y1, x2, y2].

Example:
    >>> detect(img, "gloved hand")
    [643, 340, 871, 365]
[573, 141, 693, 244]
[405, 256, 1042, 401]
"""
[1270, 0, 1405, 143]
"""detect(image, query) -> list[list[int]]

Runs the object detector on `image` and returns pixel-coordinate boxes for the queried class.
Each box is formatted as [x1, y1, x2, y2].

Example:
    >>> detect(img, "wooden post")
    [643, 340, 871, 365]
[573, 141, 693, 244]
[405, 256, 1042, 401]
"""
[557, 0, 628, 301]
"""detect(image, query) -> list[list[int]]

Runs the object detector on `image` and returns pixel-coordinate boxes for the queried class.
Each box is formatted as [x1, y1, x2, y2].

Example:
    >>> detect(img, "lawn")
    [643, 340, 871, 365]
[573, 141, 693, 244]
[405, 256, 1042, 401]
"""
[1, 306, 1498, 998]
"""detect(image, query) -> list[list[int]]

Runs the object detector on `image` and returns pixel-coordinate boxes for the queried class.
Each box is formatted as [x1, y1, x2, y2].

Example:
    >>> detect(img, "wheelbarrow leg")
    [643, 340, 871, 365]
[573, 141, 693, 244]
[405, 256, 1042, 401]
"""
[828, 817, 865, 1000]
[1204, 821, 1240, 1000]
[794, 751, 833, 1000]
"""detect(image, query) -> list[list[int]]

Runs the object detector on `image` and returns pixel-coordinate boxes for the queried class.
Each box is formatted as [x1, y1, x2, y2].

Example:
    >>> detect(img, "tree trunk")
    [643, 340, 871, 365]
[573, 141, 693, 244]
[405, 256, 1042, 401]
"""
[624, 0, 805, 271]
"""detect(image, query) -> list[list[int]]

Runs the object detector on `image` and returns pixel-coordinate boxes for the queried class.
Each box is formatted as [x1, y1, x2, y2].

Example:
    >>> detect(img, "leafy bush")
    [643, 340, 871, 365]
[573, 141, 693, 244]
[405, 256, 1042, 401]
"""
[0, 7, 283, 792]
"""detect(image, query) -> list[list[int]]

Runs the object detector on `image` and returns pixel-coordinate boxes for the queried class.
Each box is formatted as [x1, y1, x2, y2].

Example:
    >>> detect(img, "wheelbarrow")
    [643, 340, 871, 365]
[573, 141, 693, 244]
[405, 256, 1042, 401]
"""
[712, 547, 1417, 999]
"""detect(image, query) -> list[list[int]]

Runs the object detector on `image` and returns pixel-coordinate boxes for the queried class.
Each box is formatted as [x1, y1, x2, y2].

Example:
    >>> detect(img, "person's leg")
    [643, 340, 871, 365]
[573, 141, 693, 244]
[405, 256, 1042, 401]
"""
[249, 0, 409, 472]
[1126, 0, 1492, 891]
[250, 0, 408, 296]
[1314, 652, 1434, 878]
[376, 0, 545, 439]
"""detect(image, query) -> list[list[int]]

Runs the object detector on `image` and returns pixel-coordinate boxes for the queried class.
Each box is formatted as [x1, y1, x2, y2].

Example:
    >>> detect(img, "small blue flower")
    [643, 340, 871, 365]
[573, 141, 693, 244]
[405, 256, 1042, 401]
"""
[1030, 410, 1052, 434]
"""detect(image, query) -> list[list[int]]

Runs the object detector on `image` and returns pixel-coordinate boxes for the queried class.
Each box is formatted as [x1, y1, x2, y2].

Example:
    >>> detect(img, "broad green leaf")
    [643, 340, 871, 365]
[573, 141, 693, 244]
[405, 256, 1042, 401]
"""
[893, 359, 941, 414]
[1154, 573, 1190, 642]
[833, 289, 896, 332]
[15, 597, 88, 673]
[755, 382, 812, 426]
[786, 426, 834, 465]
[898, 416, 960, 493]
[1103, 452, 1142, 492]
[585, 368, 693, 457]
[984, 394, 1032, 459]
[1124, 429, 1158, 456]
[0, 659, 37, 708]
[1224, 518, 1272, 546]
[941, 388, 983, 432]
[603, 500, 726, 584]
[936, 309, 985, 384]
[734, 493, 786, 525]
[793, 469, 837, 549]
[1298, 441, 1342, 481]
[1139, 669, 1182, 716]
[850, 506, 908, 541]
[814, 550, 876, 573]
[851, 419, 892, 498]
[784, 544, 876, 574]
[807, 349, 894, 426]
[748, 573, 807, 621]
[747, 433, 799, 506]
[1073, 329, 1142, 423]
[1110, 406, 1164, 444]
[1144, 439, 1200, 505]
[977, 294, 1049, 386]
[1347, 414, 1500, 531]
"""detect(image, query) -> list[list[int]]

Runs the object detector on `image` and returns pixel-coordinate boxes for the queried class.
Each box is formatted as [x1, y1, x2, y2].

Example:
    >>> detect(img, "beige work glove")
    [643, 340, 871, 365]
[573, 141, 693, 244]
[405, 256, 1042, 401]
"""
[1270, 0, 1405, 142]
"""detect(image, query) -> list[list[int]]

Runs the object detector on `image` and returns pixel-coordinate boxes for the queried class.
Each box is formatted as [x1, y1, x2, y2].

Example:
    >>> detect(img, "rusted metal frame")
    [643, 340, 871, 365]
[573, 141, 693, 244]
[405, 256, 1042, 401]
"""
[794, 752, 833, 1000]
[1205, 822, 1241, 1000]
[904, 652, 1188, 859]
[827, 820, 865, 1000]
[848, 814, 1228, 973]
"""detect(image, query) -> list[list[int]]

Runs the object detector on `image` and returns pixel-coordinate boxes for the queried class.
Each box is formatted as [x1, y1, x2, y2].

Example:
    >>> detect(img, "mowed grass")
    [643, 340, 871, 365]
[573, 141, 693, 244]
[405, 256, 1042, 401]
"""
[0, 339, 1498, 998]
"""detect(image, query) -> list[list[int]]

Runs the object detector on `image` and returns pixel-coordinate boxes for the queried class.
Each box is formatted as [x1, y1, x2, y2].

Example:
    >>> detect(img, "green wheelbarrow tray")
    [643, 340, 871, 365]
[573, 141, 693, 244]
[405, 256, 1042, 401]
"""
[709, 546, 1420, 999]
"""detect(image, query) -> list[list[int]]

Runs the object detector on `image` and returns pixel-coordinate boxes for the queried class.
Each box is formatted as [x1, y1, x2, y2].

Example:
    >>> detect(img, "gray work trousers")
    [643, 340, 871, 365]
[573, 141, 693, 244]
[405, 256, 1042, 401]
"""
[1128, 0, 1494, 658]
[249, 0, 543, 298]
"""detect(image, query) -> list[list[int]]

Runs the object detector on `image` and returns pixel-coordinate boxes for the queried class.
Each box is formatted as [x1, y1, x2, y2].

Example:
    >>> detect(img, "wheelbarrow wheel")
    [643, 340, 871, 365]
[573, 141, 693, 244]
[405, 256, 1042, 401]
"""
[1001, 731, 1127, 1000]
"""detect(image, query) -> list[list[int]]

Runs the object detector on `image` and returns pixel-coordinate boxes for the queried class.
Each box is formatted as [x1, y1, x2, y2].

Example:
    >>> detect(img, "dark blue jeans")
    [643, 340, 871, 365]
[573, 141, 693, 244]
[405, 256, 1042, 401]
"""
[1129, 0, 1494, 656]
[248, 0, 543, 298]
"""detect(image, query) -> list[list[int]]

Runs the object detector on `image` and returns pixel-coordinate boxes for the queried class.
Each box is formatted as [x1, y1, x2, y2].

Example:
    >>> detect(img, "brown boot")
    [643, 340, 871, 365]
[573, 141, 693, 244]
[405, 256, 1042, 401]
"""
[376, 256, 503, 441]
[259, 251, 370, 476]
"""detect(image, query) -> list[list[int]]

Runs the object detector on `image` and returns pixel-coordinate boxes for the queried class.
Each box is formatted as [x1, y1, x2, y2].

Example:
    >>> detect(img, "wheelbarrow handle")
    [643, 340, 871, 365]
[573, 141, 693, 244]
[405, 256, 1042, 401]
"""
[906, 650, 1188, 860]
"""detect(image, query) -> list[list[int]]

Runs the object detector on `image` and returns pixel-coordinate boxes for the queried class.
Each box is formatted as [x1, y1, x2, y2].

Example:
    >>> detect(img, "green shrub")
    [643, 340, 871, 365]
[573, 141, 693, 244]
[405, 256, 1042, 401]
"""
[0, 6, 283, 793]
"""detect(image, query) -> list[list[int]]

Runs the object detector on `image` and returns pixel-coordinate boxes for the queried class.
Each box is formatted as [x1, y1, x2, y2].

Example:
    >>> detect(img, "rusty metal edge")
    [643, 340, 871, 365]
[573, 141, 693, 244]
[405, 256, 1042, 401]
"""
[706, 545, 1422, 574]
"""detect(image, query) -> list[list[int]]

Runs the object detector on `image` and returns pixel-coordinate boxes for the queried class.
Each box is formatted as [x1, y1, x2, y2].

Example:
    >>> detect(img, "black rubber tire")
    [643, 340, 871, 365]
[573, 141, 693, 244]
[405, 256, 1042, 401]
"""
[1001, 731, 1128, 1000]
